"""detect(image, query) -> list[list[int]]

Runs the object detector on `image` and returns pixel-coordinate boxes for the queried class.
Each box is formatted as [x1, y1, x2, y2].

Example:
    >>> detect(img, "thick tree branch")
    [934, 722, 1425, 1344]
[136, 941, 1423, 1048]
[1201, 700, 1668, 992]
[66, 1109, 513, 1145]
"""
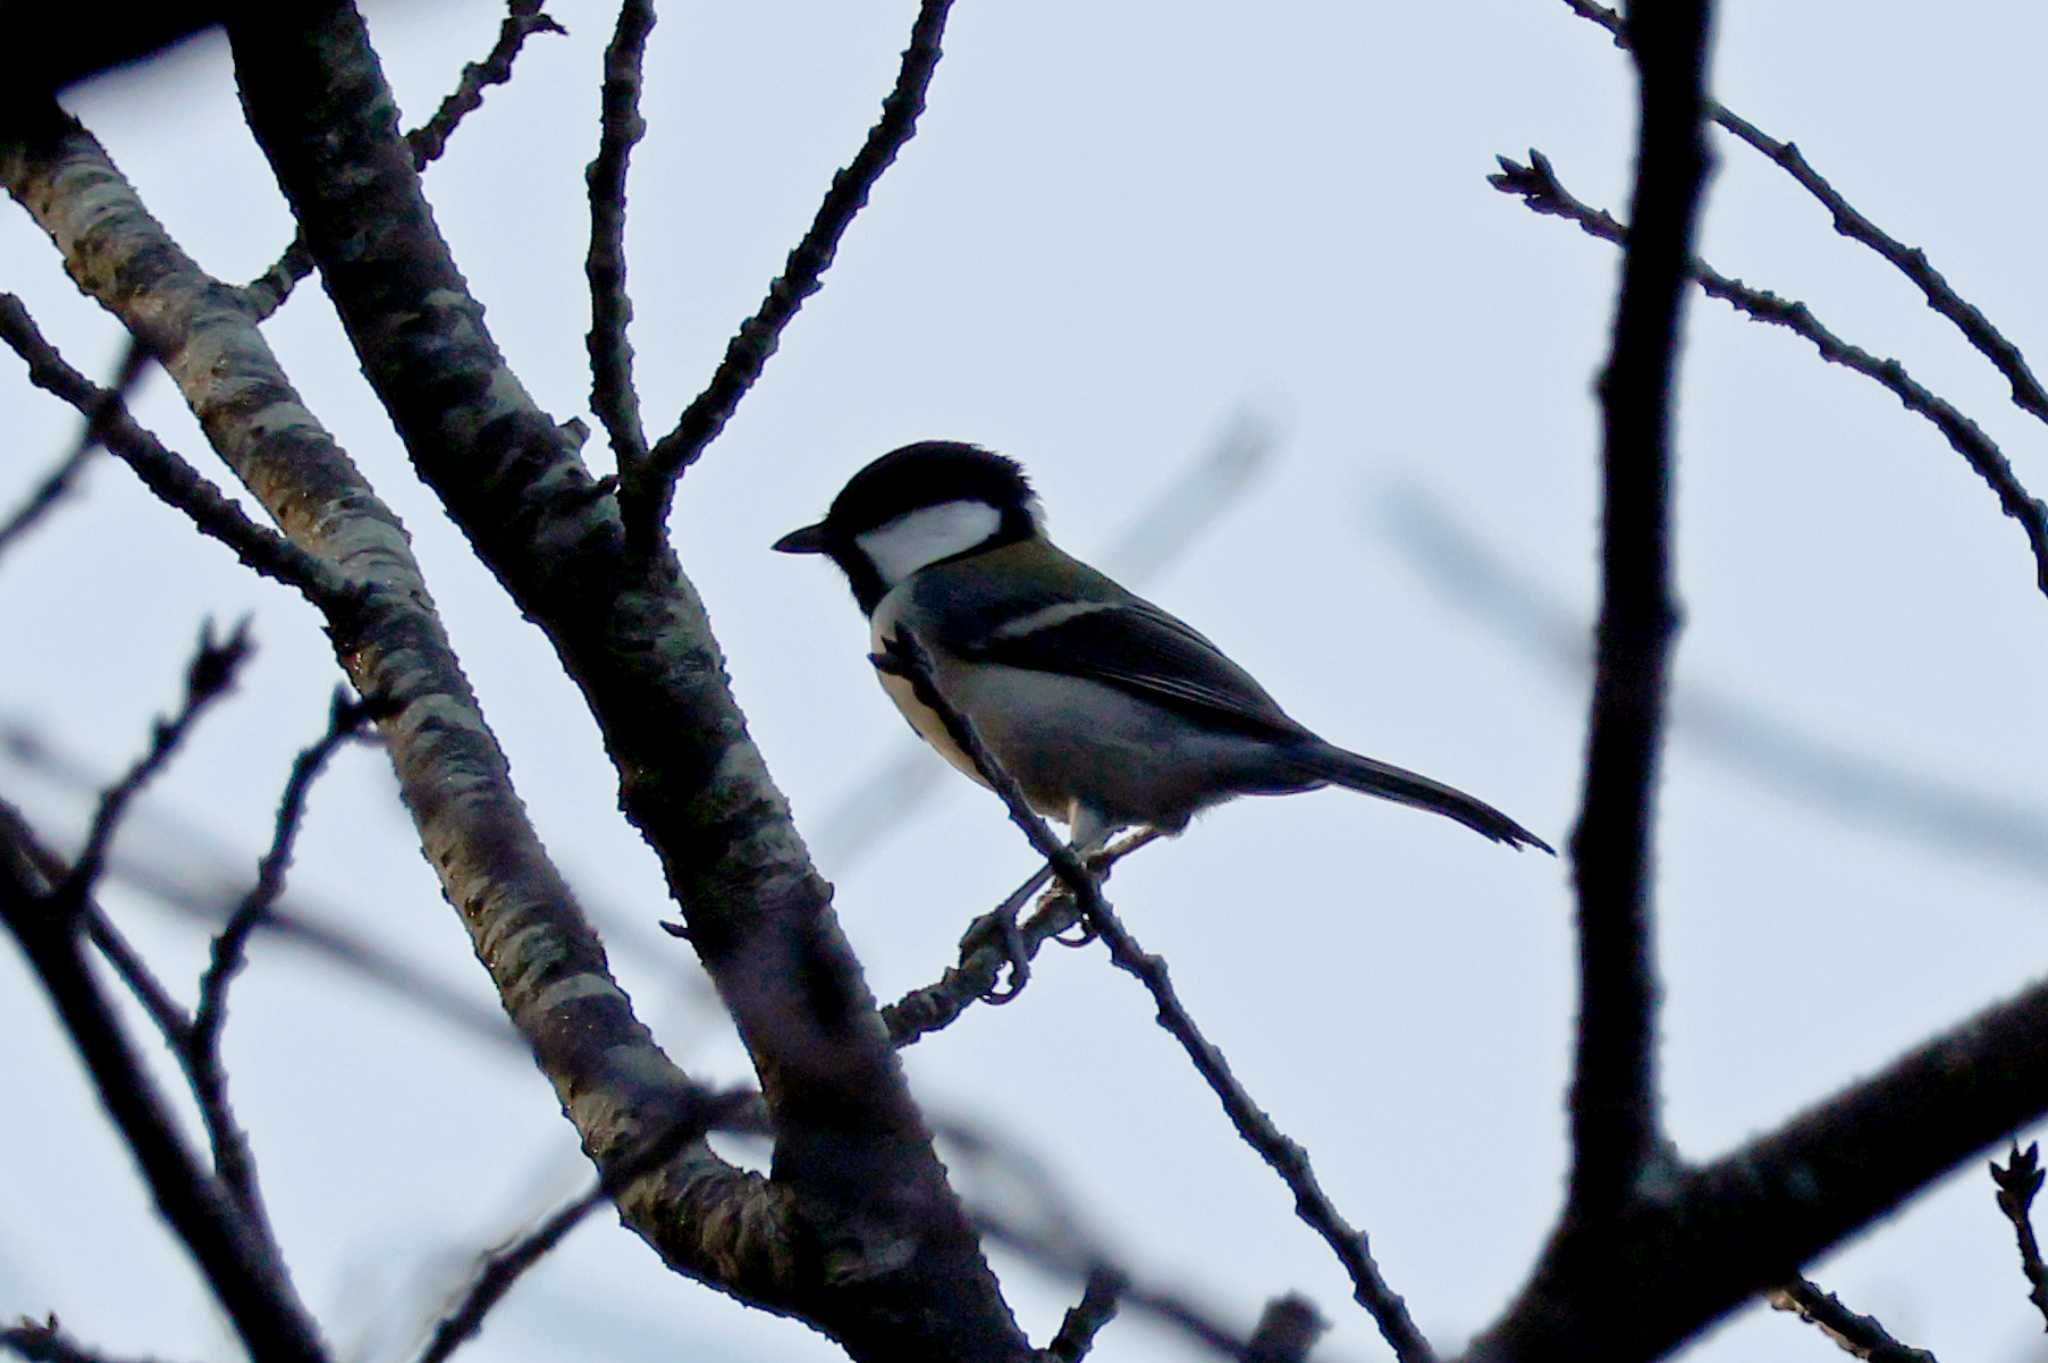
[1490, 150, 2048, 600]
[1472, 970, 2048, 1359]
[875, 631, 1431, 1363]
[217, 8, 1023, 1356]
[0, 803, 329, 1363]
[240, 0, 565, 318]
[2, 98, 780, 1325]
[624, 0, 954, 544]
[1559, 0, 1713, 1229]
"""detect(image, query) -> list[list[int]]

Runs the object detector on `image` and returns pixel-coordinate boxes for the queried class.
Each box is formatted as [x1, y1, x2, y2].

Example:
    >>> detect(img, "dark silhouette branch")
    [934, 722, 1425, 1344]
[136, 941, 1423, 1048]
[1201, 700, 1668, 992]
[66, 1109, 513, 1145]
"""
[0, 1316, 186, 1363]
[1245, 1296, 1326, 1363]
[1767, 1277, 1938, 1362]
[0, 296, 348, 601]
[188, 688, 375, 1221]
[0, 336, 147, 559]
[1044, 1269, 1124, 1362]
[240, 0, 566, 318]
[0, 802, 330, 1363]
[1472, 968, 2048, 1358]
[218, 8, 1026, 1354]
[626, 0, 955, 543]
[1489, 149, 2048, 600]
[584, 0, 653, 465]
[1562, 0, 2048, 431]
[1558, 0, 1713, 1231]
[875, 630, 1430, 1363]
[57, 620, 253, 906]
[1990, 1143, 2048, 1330]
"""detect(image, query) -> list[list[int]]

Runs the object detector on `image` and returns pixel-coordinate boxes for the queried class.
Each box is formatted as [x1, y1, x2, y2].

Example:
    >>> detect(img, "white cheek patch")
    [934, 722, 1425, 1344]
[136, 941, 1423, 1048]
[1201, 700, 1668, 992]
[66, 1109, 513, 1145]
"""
[855, 500, 1003, 585]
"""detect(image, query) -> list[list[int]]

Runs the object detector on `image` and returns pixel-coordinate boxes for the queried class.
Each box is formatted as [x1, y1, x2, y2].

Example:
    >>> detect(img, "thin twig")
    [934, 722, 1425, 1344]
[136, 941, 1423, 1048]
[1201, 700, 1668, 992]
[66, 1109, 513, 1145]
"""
[629, 0, 955, 541]
[1767, 1277, 1939, 1362]
[874, 630, 1433, 1363]
[0, 295, 349, 601]
[57, 621, 254, 908]
[0, 1316, 187, 1363]
[1991, 1142, 2048, 1330]
[1556, 0, 1711, 1226]
[1562, 0, 2048, 430]
[584, 0, 654, 465]
[1246, 1295, 1327, 1363]
[412, 1100, 752, 1363]
[1045, 1268, 1126, 1362]
[0, 804, 330, 1363]
[883, 829, 1161, 1046]
[240, 0, 566, 317]
[1489, 150, 2048, 600]
[0, 337, 148, 560]
[189, 688, 375, 1219]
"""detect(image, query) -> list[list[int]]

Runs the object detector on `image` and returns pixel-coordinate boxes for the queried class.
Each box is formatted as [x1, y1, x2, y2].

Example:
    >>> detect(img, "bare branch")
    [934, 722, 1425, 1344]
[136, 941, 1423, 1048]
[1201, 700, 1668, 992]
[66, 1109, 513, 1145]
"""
[1044, 1269, 1124, 1362]
[1473, 970, 2048, 1359]
[1245, 1295, 1326, 1363]
[1767, 1277, 1939, 1362]
[1489, 150, 2048, 600]
[0, 1316, 190, 1363]
[1558, 0, 1712, 1228]
[1991, 1143, 2048, 1330]
[584, 0, 654, 465]
[58, 621, 253, 907]
[0, 803, 330, 1363]
[0, 336, 146, 559]
[240, 1, 567, 318]
[627, 0, 955, 541]
[189, 688, 375, 1220]
[220, 7, 1026, 1348]
[883, 830, 1161, 1046]
[1563, 0, 2048, 430]
[874, 631, 1432, 1363]
[0, 295, 350, 602]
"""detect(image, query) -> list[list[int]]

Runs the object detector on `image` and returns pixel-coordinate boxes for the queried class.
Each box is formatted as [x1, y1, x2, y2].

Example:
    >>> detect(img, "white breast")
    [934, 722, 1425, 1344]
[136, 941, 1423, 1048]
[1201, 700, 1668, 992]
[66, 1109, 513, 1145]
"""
[854, 499, 1002, 586]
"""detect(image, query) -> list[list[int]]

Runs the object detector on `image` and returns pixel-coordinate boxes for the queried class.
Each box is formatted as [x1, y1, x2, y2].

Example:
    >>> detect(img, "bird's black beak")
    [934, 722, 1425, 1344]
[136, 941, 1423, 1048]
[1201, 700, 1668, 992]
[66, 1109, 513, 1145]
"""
[772, 521, 830, 555]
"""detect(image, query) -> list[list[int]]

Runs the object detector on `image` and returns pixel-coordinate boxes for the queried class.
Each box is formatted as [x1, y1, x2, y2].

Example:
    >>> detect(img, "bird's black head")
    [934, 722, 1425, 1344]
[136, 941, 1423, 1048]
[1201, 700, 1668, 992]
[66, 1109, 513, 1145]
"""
[774, 441, 1042, 612]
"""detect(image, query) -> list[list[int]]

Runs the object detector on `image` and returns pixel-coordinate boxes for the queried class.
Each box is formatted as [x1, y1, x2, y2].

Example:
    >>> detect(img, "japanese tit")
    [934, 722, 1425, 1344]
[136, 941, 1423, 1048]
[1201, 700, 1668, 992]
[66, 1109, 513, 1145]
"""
[774, 441, 1551, 855]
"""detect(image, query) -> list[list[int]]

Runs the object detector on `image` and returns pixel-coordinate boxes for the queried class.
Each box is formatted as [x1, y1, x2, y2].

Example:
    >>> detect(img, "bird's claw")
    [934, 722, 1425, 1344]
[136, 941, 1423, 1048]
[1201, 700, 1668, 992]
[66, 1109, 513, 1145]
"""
[960, 905, 1032, 1003]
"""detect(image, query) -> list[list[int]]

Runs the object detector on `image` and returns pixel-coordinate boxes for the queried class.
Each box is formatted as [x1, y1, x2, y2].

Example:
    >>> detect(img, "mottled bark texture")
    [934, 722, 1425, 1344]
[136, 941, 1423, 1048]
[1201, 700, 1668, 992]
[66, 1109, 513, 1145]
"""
[3, 80, 1020, 1357]
[200, 4, 1015, 1356]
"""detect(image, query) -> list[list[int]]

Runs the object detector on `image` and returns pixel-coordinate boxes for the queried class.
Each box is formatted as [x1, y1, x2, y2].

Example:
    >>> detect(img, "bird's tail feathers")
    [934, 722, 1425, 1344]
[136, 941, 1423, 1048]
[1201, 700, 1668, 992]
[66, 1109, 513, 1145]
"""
[1288, 741, 1552, 853]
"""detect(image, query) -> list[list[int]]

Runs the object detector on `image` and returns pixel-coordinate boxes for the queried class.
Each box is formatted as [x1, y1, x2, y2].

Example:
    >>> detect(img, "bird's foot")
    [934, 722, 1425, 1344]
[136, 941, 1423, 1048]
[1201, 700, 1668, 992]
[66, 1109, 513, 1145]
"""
[959, 902, 1033, 1003]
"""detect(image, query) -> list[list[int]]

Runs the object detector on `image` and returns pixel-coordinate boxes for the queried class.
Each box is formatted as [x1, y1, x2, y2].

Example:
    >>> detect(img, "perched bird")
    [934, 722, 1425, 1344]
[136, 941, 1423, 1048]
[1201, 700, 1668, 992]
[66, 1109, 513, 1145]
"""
[774, 441, 1550, 856]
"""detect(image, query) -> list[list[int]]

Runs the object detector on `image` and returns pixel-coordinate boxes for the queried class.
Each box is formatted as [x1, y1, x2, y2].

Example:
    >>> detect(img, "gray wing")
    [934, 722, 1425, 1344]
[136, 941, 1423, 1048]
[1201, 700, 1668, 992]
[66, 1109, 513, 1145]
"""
[913, 546, 1308, 739]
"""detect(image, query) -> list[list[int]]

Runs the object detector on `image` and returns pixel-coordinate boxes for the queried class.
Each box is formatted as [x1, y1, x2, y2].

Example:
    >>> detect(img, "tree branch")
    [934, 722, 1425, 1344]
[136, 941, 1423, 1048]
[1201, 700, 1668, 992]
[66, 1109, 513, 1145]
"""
[188, 688, 374, 1223]
[4, 96, 782, 1329]
[0, 296, 349, 602]
[1489, 149, 2048, 601]
[1472, 970, 2048, 1358]
[1990, 1143, 2048, 1331]
[1559, 0, 1714, 1230]
[625, 0, 955, 544]
[0, 803, 329, 1363]
[1562, 0, 2048, 431]
[1767, 1277, 1938, 1363]
[0, 336, 146, 560]
[584, 0, 654, 466]
[217, 9, 1025, 1354]
[875, 631, 1432, 1363]
[240, 0, 566, 318]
